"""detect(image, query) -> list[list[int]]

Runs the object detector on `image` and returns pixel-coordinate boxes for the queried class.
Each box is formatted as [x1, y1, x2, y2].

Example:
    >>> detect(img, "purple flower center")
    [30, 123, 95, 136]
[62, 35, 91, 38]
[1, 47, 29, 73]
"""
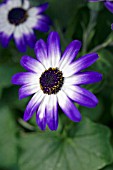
[8, 8, 28, 25]
[40, 67, 64, 95]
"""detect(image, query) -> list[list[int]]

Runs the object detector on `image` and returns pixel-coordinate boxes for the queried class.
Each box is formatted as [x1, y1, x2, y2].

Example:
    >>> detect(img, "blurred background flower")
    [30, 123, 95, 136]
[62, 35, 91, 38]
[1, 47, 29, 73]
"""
[0, 0, 113, 170]
[0, 0, 51, 52]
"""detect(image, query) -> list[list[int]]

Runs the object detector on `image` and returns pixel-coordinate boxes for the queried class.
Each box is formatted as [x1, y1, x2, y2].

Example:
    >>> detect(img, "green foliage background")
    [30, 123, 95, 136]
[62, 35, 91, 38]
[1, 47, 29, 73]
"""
[0, 0, 113, 169]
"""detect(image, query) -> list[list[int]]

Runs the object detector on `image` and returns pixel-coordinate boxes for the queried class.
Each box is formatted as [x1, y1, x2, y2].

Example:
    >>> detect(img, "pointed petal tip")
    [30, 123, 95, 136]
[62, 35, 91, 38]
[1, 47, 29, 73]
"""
[36, 115, 46, 131]
[98, 73, 103, 81]
[23, 112, 30, 122]
[48, 123, 58, 131]
[43, 2, 49, 8]
[74, 113, 82, 122]
[11, 74, 18, 85]
[23, 115, 29, 122]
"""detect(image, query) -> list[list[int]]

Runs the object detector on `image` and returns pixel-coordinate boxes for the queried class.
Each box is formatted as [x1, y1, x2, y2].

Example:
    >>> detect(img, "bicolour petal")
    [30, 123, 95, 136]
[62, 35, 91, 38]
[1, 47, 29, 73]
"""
[104, 2, 113, 14]
[36, 95, 48, 130]
[57, 90, 82, 122]
[14, 26, 26, 52]
[24, 29, 36, 48]
[34, 17, 50, 32]
[0, 32, 11, 47]
[59, 40, 82, 70]
[0, 23, 15, 47]
[19, 84, 40, 100]
[47, 31, 61, 67]
[24, 90, 45, 121]
[28, 3, 49, 16]
[12, 72, 39, 85]
[35, 39, 50, 68]
[37, 15, 51, 25]
[62, 53, 99, 77]
[17, 23, 36, 49]
[63, 85, 98, 108]
[64, 71, 102, 85]
[20, 55, 45, 74]
[46, 95, 58, 131]
[37, 3, 49, 14]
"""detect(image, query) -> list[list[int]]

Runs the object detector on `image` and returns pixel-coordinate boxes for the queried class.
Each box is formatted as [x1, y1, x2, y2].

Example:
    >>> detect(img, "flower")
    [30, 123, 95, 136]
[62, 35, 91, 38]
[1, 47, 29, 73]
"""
[12, 31, 102, 131]
[0, 0, 51, 52]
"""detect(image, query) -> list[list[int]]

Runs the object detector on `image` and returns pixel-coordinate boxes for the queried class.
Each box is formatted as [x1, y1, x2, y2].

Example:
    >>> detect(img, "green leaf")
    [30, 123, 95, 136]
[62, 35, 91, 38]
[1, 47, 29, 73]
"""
[101, 164, 113, 170]
[0, 106, 18, 169]
[19, 118, 113, 170]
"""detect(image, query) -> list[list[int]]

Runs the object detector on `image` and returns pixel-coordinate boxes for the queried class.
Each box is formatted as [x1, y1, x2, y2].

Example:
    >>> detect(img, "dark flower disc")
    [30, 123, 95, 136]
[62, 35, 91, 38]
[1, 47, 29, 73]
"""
[8, 8, 28, 25]
[40, 67, 64, 95]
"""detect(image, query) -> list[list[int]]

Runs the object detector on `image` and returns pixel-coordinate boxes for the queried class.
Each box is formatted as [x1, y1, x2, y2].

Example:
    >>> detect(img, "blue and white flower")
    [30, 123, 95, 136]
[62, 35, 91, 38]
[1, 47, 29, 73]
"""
[0, 0, 50, 52]
[12, 31, 102, 131]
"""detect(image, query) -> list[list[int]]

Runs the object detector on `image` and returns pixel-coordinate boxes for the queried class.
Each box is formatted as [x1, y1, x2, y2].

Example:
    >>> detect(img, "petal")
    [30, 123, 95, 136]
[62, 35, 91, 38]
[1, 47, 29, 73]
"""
[17, 23, 36, 48]
[46, 95, 58, 131]
[104, 2, 113, 14]
[20, 55, 45, 74]
[57, 90, 81, 122]
[24, 28, 36, 48]
[28, 3, 49, 16]
[64, 71, 102, 85]
[28, 7, 38, 17]
[24, 90, 45, 121]
[36, 95, 48, 130]
[25, 17, 37, 29]
[6, 0, 21, 9]
[35, 39, 50, 68]
[63, 85, 98, 108]
[0, 32, 12, 47]
[14, 26, 26, 52]
[47, 31, 61, 67]
[37, 3, 49, 14]
[0, 23, 14, 47]
[59, 40, 82, 70]
[37, 15, 51, 24]
[19, 84, 40, 100]
[62, 53, 99, 77]
[34, 17, 50, 32]
[22, 0, 30, 9]
[12, 72, 39, 85]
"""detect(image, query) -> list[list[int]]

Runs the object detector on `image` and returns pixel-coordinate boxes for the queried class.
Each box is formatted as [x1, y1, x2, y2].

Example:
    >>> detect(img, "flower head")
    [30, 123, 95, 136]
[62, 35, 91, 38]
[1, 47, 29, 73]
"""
[12, 31, 102, 131]
[0, 0, 51, 52]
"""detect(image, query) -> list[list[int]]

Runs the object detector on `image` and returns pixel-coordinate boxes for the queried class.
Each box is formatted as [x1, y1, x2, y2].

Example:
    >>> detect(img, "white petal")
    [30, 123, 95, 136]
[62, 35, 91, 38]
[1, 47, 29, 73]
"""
[0, 22, 15, 35]
[28, 7, 37, 17]
[25, 16, 37, 28]
[22, 0, 30, 9]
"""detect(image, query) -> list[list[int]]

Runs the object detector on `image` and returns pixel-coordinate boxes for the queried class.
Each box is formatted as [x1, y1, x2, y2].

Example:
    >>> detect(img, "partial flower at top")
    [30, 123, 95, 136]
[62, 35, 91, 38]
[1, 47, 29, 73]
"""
[89, 0, 113, 30]
[0, 0, 51, 52]
[12, 31, 102, 131]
